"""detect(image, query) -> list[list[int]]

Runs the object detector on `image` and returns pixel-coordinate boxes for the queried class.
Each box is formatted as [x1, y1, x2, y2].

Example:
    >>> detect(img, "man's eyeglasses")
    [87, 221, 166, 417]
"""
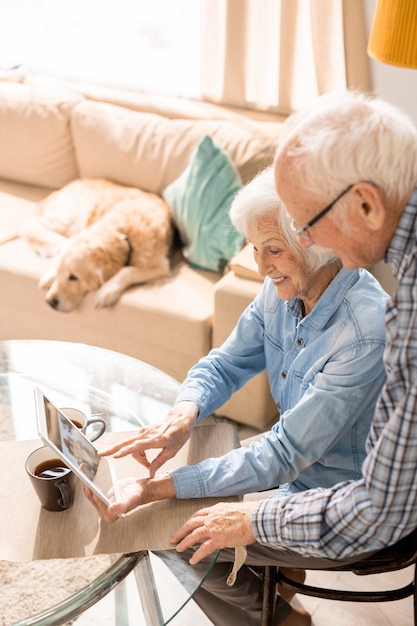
[291, 183, 355, 241]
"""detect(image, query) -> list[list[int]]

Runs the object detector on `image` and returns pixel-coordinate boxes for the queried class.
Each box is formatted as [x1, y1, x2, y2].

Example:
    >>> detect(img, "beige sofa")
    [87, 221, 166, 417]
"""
[0, 79, 284, 429]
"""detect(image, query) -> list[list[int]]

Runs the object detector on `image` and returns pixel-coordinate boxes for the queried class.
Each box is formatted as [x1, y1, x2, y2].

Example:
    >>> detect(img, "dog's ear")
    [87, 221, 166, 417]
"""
[39, 268, 57, 290]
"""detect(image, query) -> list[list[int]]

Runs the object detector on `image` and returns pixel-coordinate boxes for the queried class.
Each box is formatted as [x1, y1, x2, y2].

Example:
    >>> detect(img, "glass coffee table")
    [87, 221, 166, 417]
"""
[0, 339, 194, 626]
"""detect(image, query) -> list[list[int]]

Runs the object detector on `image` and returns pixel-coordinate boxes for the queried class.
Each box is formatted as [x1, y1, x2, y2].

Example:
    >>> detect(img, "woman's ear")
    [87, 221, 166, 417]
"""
[354, 182, 385, 231]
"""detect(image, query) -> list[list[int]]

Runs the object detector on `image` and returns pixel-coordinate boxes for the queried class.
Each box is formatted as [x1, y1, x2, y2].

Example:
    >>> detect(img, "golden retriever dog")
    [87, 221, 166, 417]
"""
[22, 178, 174, 312]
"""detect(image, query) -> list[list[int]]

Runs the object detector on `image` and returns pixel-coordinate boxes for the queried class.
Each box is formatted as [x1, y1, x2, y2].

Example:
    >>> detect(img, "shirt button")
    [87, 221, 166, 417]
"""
[276, 402, 281, 411]
[297, 337, 303, 345]
[281, 371, 287, 379]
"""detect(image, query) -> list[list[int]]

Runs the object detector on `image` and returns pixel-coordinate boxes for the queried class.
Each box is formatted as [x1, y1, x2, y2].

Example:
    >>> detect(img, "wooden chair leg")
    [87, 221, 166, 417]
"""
[261, 566, 277, 626]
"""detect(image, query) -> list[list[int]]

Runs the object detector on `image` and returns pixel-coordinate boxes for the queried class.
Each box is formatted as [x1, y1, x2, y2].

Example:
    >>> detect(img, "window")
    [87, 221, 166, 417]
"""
[0, 0, 202, 98]
[0, 1, 369, 115]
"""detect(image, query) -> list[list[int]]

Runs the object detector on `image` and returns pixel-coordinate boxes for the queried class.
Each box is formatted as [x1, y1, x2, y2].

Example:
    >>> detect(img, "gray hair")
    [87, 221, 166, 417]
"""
[274, 91, 417, 211]
[229, 167, 337, 272]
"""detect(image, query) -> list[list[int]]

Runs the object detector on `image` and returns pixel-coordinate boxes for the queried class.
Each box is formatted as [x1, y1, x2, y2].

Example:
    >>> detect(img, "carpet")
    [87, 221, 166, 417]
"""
[0, 554, 118, 625]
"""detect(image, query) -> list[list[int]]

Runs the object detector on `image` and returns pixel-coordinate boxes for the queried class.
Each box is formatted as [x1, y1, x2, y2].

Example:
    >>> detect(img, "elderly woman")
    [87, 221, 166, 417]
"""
[86, 167, 388, 626]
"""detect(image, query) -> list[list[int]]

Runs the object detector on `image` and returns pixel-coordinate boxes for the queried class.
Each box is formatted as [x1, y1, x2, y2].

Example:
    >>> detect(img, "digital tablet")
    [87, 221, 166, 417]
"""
[34, 386, 120, 508]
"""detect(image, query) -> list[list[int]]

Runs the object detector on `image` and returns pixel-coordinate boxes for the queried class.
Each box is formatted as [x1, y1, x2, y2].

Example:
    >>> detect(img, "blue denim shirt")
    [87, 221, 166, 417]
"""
[170, 267, 388, 498]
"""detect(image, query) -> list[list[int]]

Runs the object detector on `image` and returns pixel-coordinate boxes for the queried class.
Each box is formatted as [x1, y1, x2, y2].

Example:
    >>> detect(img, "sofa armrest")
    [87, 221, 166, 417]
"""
[213, 270, 278, 430]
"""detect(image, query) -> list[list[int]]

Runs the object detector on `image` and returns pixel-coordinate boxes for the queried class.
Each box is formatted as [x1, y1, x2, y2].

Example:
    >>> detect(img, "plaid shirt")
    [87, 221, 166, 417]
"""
[252, 185, 417, 559]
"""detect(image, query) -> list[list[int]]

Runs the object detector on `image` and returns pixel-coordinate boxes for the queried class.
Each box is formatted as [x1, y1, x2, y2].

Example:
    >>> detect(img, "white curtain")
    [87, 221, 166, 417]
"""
[201, 0, 371, 114]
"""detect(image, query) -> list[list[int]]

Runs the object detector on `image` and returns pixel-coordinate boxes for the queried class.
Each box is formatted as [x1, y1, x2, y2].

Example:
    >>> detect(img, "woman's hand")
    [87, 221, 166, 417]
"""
[171, 501, 257, 564]
[98, 401, 199, 477]
[84, 473, 176, 522]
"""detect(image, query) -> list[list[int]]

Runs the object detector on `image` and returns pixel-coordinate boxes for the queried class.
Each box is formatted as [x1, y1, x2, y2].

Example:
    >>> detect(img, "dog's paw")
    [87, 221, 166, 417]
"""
[23, 240, 58, 258]
[32, 244, 60, 258]
[94, 284, 122, 308]
[21, 221, 66, 258]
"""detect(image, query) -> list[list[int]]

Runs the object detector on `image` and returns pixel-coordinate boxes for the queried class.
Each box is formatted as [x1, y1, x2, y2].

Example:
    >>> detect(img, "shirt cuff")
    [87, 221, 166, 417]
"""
[169, 464, 205, 499]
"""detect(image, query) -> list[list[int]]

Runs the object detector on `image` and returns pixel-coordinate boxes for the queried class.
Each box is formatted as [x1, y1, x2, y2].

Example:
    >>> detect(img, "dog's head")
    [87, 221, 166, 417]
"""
[39, 245, 107, 312]
[39, 229, 132, 312]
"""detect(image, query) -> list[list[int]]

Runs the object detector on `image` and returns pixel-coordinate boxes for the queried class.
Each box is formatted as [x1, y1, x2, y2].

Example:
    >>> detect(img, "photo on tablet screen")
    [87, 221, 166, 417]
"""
[34, 386, 119, 507]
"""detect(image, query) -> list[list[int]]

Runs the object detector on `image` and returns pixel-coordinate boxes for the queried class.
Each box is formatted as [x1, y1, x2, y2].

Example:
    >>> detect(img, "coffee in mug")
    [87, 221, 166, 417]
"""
[35, 458, 70, 479]
[25, 446, 74, 512]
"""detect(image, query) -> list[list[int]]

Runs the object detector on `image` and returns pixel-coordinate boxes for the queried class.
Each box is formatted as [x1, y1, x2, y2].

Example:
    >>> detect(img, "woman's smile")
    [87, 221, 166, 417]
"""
[272, 276, 288, 286]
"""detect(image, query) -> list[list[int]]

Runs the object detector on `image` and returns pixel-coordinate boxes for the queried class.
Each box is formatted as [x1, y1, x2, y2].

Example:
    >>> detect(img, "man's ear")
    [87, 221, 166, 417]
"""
[354, 182, 385, 231]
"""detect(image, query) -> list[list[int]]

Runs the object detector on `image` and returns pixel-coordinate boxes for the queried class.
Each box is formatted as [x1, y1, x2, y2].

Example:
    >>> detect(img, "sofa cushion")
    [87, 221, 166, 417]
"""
[0, 191, 37, 245]
[71, 100, 281, 194]
[0, 83, 81, 189]
[163, 136, 245, 272]
[0, 181, 53, 244]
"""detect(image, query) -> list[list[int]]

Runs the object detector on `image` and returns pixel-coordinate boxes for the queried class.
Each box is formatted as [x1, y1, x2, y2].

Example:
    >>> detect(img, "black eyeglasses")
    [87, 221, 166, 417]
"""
[291, 184, 355, 241]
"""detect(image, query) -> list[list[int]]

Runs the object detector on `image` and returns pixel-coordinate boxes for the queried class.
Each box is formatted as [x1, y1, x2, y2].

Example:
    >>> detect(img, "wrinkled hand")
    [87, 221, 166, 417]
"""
[171, 501, 257, 564]
[84, 478, 152, 522]
[97, 401, 198, 477]
[84, 473, 176, 522]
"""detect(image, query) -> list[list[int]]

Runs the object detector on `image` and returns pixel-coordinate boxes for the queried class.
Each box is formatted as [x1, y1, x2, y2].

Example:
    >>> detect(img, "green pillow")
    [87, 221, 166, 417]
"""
[162, 135, 245, 272]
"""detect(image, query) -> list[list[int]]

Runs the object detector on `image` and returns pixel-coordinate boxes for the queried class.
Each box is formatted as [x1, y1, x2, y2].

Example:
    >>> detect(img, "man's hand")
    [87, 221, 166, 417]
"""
[97, 401, 199, 477]
[171, 501, 257, 564]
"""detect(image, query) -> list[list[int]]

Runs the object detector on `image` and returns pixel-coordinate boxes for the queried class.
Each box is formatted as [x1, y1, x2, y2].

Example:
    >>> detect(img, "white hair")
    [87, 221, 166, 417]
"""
[274, 91, 417, 209]
[229, 167, 337, 272]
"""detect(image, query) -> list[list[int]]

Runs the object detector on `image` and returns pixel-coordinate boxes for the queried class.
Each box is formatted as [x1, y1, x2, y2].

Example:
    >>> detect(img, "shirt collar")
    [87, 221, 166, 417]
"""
[286, 267, 360, 331]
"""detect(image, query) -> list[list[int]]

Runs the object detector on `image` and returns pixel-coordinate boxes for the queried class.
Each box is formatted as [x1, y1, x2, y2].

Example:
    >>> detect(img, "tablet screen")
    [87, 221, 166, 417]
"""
[35, 387, 117, 506]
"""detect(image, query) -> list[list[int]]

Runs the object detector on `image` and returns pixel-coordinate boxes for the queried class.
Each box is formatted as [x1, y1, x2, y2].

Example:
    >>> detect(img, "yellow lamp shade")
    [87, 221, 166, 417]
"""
[368, 0, 417, 68]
